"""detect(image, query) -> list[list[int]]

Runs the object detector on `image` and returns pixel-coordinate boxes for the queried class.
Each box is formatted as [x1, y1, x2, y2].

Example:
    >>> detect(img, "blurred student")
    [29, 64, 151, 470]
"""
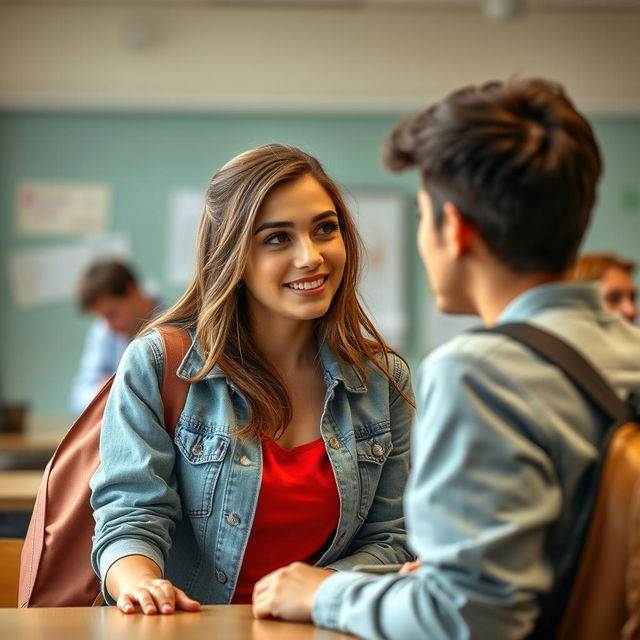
[251, 80, 640, 638]
[68, 260, 163, 417]
[90, 145, 414, 614]
[574, 252, 637, 323]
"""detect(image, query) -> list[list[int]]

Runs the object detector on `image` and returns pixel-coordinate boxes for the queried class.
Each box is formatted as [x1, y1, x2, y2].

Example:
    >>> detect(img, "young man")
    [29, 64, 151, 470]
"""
[574, 252, 637, 323]
[250, 79, 640, 638]
[68, 260, 162, 417]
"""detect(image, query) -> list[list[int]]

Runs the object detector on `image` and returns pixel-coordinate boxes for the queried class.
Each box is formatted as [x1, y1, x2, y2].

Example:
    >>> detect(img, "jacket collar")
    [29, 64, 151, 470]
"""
[177, 334, 367, 393]
[498, 282, 605, 323]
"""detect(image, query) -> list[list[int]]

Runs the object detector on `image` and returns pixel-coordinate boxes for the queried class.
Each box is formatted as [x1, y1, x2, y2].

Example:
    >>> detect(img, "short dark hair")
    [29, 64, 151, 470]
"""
[78, 260, 137, 311]
[381, 78, 602, 274]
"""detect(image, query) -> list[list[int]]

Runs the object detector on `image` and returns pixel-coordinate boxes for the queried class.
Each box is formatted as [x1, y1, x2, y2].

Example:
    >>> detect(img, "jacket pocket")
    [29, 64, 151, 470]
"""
[175, 424, 230, 517]
[354, 421, 393, 517]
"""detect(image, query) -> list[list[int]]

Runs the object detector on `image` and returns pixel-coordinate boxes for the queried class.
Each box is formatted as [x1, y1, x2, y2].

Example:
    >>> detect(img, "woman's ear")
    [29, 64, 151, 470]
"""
[442, 202, 475, 258]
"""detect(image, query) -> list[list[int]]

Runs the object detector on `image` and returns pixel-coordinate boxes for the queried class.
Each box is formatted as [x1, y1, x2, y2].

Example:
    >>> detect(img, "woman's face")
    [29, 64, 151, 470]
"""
[243, 173, 347, 327]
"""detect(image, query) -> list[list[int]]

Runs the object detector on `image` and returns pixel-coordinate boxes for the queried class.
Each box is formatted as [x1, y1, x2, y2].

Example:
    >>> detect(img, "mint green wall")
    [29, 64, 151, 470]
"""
[1, 113, 639, 419]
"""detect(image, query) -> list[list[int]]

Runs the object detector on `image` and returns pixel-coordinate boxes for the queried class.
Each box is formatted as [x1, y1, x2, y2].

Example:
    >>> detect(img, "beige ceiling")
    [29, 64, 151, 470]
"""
[0, 0, 638, 7]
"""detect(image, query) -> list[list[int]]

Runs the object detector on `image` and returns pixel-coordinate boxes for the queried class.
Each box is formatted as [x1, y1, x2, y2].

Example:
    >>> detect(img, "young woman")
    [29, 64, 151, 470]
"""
[90, 144, 415, 615]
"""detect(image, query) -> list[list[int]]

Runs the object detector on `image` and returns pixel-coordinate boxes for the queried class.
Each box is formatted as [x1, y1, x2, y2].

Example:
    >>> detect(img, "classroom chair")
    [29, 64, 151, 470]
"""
[0, 537, 23, 607]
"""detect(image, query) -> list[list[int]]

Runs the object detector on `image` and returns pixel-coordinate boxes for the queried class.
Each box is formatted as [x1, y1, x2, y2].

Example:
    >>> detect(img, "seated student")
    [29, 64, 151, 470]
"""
[250, 80, 640, 638]
[68, 260, 163, 417]
[574, 252, 637, 323]
[90, 144, 415, 614]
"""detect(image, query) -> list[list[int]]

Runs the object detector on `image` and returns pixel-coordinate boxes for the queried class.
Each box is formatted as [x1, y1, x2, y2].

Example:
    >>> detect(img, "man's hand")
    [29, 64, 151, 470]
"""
[399, 559, 421, 574]
[252, 562, 335, 622]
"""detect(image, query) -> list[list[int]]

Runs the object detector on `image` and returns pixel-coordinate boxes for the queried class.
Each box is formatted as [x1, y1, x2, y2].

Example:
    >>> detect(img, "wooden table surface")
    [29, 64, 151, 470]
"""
[0, 470, 42, 511]
[0, 605, 356, 639]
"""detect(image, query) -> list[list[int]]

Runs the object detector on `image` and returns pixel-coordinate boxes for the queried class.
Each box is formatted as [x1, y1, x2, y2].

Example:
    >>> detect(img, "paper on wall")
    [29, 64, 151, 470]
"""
[346, 191, 408, 350]
[16, 181, 111, 235]
[167, 189, 203, 285]
[8, 235, 131, 308]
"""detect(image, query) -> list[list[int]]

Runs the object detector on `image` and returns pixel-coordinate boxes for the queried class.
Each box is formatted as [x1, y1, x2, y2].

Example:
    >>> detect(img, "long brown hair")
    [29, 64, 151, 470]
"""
[146, 144, 412, 438]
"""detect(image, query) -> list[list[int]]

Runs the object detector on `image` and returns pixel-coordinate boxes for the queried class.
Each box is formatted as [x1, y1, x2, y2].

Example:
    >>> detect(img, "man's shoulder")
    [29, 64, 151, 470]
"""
[424, 329, 518, 370]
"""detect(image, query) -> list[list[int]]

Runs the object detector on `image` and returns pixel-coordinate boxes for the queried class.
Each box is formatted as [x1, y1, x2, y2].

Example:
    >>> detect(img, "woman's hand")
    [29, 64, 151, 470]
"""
[116, 576, 201, 615]
[105, 555, 200, 615]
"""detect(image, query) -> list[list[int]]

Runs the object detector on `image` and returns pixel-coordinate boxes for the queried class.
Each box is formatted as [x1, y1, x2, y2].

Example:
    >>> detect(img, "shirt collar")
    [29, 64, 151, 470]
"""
[498, 281, 605, 323]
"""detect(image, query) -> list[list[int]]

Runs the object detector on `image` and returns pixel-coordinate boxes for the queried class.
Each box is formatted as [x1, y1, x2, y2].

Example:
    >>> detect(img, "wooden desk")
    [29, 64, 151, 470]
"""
[0, 433, 62, 454]
[0, 605, 356, 639]
[0, 470, 42, 511]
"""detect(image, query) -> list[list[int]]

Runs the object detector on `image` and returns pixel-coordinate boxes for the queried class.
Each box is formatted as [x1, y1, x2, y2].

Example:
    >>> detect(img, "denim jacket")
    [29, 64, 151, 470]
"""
[90, 329, 415, 604]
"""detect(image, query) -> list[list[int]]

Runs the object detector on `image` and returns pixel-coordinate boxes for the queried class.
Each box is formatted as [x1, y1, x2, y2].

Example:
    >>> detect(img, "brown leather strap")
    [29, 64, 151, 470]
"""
[157, 326, 191, 439]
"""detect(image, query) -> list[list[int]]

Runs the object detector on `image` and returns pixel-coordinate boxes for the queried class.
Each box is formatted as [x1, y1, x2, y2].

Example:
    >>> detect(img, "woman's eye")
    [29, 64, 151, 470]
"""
[264, 232, 289, 245]
[317, 221, 340, 235]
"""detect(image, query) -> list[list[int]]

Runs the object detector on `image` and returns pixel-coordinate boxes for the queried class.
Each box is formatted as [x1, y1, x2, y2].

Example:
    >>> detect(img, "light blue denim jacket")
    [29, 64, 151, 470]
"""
[90, 329, 415, 604]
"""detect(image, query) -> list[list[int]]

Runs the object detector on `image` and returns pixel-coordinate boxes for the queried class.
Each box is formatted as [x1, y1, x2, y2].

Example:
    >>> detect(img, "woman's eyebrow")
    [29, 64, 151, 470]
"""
[254, 210, 338, 234]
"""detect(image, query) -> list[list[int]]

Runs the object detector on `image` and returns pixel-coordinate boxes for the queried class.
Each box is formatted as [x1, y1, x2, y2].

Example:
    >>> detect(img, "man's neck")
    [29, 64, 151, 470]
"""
[471, 267, 570, 326]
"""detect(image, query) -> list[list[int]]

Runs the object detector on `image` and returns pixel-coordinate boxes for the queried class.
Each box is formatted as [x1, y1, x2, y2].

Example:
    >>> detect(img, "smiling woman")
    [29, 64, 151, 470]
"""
[245, 175, 346, 326]
[89, 144, 416, 615]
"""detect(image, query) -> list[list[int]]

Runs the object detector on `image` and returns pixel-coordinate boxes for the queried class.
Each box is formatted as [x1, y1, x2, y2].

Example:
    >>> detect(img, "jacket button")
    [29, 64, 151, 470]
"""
[371, 443, 384, 457]
[239, 456, 252, 466]
[226, 512, 241, 526]
[337, 532, 346, 545]
[191, 442, 203, 456]
[215, 569, 227, 584]
[328, 437, 340, 450]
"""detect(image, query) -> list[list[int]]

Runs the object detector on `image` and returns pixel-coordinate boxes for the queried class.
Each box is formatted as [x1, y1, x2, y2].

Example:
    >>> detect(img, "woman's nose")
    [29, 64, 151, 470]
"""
[293, 237, 324, 269]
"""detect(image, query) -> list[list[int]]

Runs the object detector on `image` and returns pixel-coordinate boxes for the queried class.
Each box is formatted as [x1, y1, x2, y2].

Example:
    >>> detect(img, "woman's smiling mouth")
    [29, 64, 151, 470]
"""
[284, 275, 329, 292]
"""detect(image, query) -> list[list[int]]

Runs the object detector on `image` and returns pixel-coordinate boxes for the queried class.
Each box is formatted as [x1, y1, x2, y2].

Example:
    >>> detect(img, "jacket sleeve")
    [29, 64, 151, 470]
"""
[327, 353, 415, 570]
[313, 347, 562, 639]
[90, 332, 181, 603]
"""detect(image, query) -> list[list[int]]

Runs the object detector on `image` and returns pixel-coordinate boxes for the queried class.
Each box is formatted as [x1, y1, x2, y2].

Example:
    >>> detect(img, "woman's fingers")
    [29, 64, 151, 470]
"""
[174, 587, 201, 612]
[117, 593, 136, 614]
[147, 581, 176, 613]
[116, 579, 200, 615]
[132, 585, 160, 614]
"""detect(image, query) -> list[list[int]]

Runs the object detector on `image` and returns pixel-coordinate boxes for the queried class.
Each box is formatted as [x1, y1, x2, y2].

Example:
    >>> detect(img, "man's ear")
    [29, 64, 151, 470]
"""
[125, 282, 142, 299]
[442, 202, 475, 258]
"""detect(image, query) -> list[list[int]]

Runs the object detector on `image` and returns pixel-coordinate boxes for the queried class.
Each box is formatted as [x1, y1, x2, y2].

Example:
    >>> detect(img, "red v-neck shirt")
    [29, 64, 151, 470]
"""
[231, 436, 340, 604]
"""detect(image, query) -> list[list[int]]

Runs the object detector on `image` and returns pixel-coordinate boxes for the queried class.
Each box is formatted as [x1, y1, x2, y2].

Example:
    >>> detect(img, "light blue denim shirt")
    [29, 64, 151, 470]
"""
[90, 330, 415, 604]
[312, 283, 640, 639]
[68, 298, 166, 418]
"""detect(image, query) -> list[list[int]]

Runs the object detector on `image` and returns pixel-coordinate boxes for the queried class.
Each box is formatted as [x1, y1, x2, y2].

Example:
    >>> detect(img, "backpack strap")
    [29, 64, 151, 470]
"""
[156, 326, 191, 439]
[477, 321, 632, 639]
[481, 322, 630, 423]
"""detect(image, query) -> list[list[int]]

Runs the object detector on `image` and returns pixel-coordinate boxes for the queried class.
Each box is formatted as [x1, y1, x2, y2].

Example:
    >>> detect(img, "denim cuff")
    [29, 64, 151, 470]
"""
[312, 570, 365, 630]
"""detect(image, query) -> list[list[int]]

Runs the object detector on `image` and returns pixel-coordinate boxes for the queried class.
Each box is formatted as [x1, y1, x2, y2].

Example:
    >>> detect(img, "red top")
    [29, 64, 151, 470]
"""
[231, 436, 340, 604]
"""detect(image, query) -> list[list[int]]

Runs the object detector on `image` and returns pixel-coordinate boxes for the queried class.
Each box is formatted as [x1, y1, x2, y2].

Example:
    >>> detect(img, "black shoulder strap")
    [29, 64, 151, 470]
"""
[479, 322, 630, 424]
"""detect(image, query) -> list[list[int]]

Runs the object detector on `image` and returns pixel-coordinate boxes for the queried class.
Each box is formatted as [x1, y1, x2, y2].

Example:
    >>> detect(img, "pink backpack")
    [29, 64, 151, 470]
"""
[19, 326, 191, 607]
